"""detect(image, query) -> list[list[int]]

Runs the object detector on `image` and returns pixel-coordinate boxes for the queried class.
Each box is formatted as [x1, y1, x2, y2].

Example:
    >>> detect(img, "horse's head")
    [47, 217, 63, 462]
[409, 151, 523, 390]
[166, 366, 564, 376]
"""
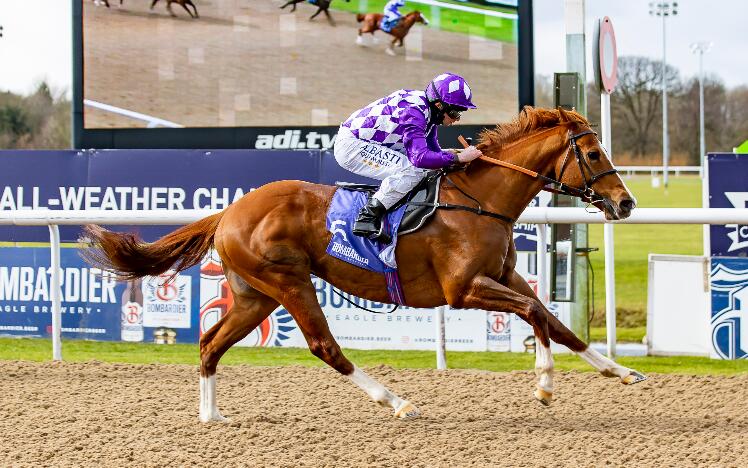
[409, 10, 429, 25]
[553, 107, 636, 220]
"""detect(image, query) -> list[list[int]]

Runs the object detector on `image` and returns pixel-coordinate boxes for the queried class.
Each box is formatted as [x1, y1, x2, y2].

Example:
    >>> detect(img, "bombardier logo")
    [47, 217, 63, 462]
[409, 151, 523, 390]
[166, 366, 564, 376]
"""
[254, 130, 336, 150]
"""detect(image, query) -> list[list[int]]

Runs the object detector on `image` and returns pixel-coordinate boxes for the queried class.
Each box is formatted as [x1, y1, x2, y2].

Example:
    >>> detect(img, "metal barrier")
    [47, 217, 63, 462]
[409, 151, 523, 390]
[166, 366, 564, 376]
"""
[2, 207, 748, 364]
[617, 165, 701, 176]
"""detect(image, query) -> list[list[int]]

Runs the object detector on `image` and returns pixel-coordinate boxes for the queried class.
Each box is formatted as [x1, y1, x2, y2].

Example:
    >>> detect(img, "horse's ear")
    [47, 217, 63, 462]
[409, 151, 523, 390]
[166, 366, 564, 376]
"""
[557, 106, 571, 123]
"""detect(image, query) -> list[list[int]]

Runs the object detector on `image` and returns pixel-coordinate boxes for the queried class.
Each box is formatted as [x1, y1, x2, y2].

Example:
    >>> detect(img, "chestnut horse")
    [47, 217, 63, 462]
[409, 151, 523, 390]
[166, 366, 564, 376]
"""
[356, 11, 429, 56]
[279, 0, 350, 25]
[82, 107, 645, 422]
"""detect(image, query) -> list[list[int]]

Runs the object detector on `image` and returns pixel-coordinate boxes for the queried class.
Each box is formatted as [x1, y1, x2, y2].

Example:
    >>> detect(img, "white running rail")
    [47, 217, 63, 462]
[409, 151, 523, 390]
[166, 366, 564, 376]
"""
[617, 165, 701, 176]
[3, 207, 748, 363]
[84, 100, 184, 128]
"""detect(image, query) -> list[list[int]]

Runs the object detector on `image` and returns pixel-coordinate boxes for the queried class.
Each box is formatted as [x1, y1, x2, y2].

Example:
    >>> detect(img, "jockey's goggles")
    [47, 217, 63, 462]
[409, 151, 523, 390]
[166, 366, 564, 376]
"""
[445, 105, 467, 120]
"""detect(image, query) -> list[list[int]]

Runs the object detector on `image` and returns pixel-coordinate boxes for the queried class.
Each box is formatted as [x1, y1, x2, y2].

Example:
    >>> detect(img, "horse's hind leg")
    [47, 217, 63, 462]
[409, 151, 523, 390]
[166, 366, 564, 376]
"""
[504, 271, 646, 385]
[198, 269, 279, 422]
[309, 7, 322, 21]
[322, 8, 335, 26]
[150, 0, 159, 10]
[275, 278, 418, 418]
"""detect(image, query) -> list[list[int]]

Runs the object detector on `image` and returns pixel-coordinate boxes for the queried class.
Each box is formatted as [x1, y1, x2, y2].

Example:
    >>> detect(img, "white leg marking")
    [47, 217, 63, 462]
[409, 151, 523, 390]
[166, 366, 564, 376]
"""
[577, 348, 630, 378]
[385, 47, 396, 56]
[347, 366, 403, 408]
[199, 375, 228, 423]
[535, 344, 554, 394]
[347, 365, 419, 418]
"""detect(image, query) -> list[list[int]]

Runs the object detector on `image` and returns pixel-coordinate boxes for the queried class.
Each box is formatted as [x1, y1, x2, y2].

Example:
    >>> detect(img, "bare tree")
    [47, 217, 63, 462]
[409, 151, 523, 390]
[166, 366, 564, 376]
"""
[611, 56, 679, 156]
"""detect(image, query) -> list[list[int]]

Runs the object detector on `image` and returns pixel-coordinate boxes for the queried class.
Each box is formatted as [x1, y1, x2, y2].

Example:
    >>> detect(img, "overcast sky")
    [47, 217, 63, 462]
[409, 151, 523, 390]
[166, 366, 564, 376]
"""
[0, 0, 745, 97]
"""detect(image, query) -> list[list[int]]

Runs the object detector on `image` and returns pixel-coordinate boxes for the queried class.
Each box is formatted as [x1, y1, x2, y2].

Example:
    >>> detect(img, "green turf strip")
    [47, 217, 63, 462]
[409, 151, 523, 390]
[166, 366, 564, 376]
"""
[329, 0, 518, 43]
[588, 175, 703, 326]
[3, 338, 746, 375]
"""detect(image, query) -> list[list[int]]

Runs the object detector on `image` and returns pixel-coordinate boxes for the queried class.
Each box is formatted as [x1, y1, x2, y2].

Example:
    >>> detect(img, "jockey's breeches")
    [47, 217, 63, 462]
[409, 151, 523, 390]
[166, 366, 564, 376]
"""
[334, 132, 429, 209]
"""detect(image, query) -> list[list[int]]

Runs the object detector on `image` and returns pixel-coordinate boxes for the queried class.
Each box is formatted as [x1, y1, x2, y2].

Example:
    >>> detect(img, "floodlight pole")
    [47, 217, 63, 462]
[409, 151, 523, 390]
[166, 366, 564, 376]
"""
[649, 2, 678, 189]
[691, 42, 711, 173]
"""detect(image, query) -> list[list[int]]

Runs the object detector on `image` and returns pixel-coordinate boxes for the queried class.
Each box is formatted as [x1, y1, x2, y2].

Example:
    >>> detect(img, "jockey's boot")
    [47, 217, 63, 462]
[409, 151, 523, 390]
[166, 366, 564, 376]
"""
[353, 197, 392, 244]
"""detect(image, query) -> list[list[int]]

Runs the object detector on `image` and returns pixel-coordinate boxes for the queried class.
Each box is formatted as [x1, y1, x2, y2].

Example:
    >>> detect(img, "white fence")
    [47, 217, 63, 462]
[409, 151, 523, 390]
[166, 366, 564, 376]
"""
[617, 165, 701, 176]
[2, 207, 748, 364]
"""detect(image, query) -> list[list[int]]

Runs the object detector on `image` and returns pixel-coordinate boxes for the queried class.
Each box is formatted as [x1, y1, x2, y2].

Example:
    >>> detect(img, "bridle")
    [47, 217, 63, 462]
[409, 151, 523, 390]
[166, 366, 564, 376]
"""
[547, 129, 618, 204]
[462, 128, 618, 205]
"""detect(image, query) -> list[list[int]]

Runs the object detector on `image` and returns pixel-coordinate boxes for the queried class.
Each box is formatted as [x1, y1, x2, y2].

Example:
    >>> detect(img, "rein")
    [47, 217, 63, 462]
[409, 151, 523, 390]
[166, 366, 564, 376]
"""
[458, 130, 618, 205]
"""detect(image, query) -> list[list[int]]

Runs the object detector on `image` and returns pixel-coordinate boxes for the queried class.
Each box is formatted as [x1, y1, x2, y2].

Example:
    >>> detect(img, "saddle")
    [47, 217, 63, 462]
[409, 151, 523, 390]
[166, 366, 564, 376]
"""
[380, 17, 401, 32]
[335, 171, 441, 237]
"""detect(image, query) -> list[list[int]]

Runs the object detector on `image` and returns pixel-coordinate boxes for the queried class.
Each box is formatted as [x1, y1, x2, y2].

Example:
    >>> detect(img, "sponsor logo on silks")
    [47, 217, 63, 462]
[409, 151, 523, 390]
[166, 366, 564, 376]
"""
[254, 130, 337, 150]
[331, 241, 369, 265]
[710, 262, 748, 359]
[198, 253, 296, 346]
[724, 192, 748, 252]
[330, 220, 348, 242]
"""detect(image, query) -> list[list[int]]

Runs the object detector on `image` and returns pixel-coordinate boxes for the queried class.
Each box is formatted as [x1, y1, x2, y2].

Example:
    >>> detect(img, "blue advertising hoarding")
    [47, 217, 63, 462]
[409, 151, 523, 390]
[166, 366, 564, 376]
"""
[0, 246, 200, 342]
[710, 257, 748, 360]
[707, 153, 748, 257]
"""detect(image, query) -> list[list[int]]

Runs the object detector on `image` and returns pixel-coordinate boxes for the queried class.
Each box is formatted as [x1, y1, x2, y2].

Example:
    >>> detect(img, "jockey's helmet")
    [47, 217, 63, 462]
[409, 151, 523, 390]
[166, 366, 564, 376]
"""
[425, 73, 477, 109]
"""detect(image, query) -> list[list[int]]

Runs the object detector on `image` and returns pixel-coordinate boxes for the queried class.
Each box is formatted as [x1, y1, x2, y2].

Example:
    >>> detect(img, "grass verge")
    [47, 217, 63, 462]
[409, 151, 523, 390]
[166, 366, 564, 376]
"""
[3, 338, 746, 376]
[330, 0, 518, 43]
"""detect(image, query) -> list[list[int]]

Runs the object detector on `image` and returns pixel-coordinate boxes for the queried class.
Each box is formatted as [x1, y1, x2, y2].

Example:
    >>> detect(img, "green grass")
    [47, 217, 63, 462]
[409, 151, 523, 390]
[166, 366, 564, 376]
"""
[331, 0, 518, 43]
[4, 337, 747, 376]
[588, 175, 703, 328]
[590, 326, 646, 344]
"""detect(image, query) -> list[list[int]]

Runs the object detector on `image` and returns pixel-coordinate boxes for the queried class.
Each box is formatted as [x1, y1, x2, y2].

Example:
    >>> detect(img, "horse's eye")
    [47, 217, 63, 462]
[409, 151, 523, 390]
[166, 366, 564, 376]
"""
[588, 150, 600, 161]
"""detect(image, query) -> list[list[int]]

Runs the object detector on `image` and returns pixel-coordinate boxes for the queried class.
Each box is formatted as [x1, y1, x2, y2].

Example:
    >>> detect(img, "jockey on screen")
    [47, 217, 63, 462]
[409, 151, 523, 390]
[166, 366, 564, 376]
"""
[334, 72, 483, 242]
[381, 0, 405, 32]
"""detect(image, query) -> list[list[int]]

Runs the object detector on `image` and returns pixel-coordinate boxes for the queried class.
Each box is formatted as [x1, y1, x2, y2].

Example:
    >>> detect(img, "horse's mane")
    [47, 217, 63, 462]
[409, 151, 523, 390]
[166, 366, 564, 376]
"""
[477, 106, 589, 153]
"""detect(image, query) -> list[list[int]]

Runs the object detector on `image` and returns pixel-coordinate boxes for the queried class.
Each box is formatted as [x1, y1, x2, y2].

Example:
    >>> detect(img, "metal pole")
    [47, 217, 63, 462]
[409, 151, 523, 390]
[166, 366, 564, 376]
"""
[698, 50, 706, 165]
[601, 92, 616, 357]
[48, 225, 62, 361]
[435, 306, 447, 369]
[661, 15, 668, 187]
[536, 223, 548, 304]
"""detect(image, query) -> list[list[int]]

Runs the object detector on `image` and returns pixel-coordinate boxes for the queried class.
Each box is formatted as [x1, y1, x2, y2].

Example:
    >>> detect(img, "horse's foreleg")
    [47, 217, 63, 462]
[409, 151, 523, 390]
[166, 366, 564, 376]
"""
[185, 0, 198, 18]
[150, 0, 159, 10]
[504, 271, 647, 385]
[309, 7, 323, 20]
[278, 281, 418, 418]
[385, 38, 397, 56]
[449, 275, 555, 405]
[322, 8, 335, 26]
[198, 271, 279, 423]
[176, 0, 194, 17]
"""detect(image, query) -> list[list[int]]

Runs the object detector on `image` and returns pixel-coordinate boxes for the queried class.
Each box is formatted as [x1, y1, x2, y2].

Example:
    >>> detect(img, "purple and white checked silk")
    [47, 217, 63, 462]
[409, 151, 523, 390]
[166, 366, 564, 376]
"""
[341, 89, 454, 169]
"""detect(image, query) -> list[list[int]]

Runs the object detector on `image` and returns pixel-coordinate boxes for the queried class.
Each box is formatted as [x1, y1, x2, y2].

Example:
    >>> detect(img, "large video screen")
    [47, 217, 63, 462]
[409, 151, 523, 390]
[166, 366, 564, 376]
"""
[82, 0, 518, 129]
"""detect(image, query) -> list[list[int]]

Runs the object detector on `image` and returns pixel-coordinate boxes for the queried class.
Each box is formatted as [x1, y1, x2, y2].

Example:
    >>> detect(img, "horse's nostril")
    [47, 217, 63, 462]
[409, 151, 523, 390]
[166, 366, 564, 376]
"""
[620, 199, 636, 212]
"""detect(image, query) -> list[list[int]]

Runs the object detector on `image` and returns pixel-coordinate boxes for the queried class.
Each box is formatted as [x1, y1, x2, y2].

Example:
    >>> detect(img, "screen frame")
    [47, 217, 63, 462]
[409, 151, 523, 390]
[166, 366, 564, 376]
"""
[71, 0, 534, 149]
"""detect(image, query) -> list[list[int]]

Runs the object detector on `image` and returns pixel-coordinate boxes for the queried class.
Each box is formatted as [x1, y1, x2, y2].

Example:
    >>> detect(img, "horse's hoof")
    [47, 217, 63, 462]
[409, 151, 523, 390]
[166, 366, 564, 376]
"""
[534, 388, 553, 406]
[621, 370, 647, 385]
[394, 400, 420, 419]
[199, 409, 229, 423]
[385, 48, 396, 56]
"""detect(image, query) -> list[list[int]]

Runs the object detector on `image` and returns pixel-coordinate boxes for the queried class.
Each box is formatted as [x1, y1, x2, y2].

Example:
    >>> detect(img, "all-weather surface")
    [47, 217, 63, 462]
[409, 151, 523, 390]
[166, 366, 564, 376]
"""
[1, 361, 746, 466]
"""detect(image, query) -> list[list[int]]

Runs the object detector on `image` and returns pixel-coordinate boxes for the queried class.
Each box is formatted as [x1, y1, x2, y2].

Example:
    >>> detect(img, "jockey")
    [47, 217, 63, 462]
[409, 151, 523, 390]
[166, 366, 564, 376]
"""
[382, 0, 405, 31]
[334, 72, 483, 242]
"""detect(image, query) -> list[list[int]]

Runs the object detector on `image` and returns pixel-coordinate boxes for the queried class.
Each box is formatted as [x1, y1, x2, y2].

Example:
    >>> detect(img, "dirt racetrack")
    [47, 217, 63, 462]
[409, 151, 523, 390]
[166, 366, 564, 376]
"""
[83, 0, 518, 128]
[1, 361, 746, 467]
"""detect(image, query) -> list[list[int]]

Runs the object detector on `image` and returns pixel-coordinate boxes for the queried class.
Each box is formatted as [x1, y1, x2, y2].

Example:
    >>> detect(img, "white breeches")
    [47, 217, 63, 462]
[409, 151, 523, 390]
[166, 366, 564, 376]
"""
[334, 135, 429, 209]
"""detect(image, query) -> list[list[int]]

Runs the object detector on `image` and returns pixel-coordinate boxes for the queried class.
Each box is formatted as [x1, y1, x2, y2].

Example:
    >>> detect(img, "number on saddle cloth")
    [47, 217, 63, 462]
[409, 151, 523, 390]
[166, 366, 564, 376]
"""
[380, 17, 401, 32]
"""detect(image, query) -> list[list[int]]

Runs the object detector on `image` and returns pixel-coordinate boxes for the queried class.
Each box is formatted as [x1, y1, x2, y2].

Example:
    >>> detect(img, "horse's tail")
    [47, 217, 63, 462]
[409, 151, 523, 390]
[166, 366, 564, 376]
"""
[356, 13, 365, 22]
[81, 212, 225, 281]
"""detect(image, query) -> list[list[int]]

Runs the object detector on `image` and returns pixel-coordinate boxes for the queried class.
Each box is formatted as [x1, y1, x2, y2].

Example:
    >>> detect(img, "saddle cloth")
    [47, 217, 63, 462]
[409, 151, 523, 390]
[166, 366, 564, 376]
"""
[325, 173, 441, 305]
[380, 17, 401, 32]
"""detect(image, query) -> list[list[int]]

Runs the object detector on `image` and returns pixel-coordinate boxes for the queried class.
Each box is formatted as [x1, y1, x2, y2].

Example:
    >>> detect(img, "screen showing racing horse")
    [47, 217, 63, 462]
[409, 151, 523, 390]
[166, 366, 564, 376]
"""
[82, 0, 519, 128]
